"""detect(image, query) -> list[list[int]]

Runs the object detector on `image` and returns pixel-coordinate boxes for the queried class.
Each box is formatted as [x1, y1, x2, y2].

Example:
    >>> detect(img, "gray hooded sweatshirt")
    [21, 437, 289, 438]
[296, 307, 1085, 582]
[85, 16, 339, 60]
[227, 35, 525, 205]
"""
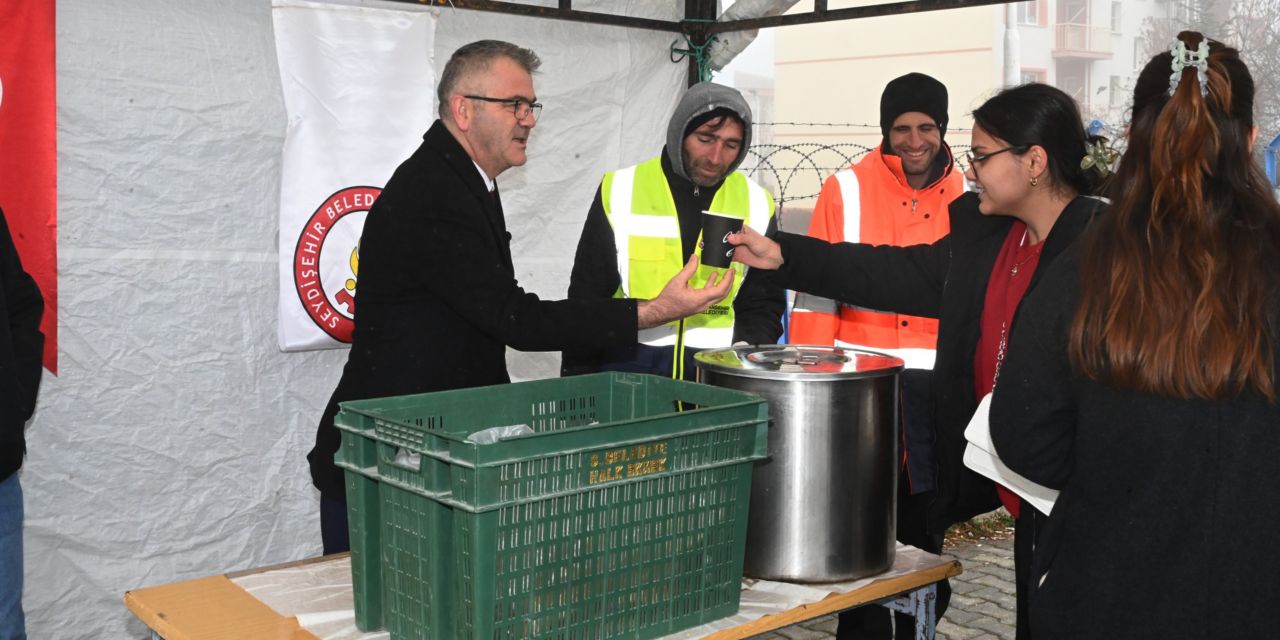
[664, 81, 754, 185]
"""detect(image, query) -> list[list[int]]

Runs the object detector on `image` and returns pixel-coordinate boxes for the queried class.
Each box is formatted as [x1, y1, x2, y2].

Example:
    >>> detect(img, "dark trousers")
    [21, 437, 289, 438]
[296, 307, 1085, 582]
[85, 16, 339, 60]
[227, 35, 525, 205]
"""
[835, 483, 949, 640]
[837, 369, 946, 640]
[320, 494, 350, 555]
[1013, 503, 1036, 640]
[0, 473, 26, 640]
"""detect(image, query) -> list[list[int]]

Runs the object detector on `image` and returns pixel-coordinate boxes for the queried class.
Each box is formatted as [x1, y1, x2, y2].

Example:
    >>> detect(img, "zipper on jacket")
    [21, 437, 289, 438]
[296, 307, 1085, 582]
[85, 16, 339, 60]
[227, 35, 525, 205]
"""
[673, 318, 688, 411]
[673, 318, 686, 381]
[912, 197, 918, 213]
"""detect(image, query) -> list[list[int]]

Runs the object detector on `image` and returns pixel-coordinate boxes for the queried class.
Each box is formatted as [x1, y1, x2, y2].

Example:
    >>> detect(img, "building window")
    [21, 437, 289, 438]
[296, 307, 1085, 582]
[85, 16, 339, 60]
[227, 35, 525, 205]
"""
[1058, 0, 1088, 24]
[1017, 1, 1044, 26]
[1109, 75, 1124, 108]
[1111, 2, 1123, 32]
[1057, 62, 1089, 108]
[1022, 68, 1048, 84]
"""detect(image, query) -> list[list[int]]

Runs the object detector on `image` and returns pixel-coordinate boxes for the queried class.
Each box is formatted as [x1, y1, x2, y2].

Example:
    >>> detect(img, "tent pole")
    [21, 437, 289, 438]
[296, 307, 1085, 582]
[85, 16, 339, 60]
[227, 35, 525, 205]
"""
[683, 0, 718, 86]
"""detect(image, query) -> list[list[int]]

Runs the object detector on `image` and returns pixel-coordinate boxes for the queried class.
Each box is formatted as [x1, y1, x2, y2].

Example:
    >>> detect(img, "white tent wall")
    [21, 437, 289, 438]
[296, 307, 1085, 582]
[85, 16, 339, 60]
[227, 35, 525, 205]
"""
[28, 1, 685, 637]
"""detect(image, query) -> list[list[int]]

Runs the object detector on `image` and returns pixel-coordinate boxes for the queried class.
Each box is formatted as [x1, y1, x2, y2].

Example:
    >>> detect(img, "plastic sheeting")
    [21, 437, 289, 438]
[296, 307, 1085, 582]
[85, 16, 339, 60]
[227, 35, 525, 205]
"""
[708, 0, 799, 71]
[227, 543, 945, 639]
[27, 1, 683, 637]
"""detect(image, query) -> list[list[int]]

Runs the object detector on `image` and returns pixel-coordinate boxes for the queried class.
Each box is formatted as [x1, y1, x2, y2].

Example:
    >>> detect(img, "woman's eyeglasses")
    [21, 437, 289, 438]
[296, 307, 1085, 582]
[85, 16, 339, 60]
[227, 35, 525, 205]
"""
[964, 145, 1028, 167]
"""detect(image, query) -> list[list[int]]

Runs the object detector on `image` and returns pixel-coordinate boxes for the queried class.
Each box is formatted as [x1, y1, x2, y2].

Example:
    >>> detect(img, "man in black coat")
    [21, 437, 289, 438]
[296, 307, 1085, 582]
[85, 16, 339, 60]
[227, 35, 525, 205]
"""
[307, 40, 734, 553]
[1, 207, 45, 639]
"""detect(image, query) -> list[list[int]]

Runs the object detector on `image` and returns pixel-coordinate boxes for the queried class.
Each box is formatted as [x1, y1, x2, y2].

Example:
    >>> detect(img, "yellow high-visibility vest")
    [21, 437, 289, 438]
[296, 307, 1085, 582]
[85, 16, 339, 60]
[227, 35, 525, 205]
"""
[602, 156, 774, 348]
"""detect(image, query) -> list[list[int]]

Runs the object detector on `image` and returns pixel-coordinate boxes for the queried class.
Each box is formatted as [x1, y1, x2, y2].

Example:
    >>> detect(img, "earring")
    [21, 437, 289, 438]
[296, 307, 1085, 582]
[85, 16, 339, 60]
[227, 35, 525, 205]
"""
[1030, 177, 1039, 187]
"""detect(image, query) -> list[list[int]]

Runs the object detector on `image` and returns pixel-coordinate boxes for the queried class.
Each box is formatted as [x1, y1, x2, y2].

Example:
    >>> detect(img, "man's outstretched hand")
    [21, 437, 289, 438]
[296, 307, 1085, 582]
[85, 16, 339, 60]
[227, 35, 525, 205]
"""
[637, 256, 735, 329]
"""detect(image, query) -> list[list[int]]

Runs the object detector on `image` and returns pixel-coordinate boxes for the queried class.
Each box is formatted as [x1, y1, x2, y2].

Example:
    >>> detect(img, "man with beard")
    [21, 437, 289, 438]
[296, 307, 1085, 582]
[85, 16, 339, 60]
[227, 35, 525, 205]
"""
[308, 41, 734, 553]
[787, 72, 964, 640]
[561, 82, 784, 382]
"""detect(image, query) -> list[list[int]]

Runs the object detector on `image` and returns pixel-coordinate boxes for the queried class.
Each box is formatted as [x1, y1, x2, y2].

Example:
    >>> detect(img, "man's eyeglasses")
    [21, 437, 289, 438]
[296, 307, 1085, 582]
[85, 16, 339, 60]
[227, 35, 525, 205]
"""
[464, 95, 542, 122]
[964, 145, 1028, 167]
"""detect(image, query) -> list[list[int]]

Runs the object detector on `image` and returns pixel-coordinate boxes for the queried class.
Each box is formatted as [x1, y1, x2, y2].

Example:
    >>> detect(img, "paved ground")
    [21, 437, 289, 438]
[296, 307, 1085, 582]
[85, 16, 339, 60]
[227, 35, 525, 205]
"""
[749, 534, 1016, 640]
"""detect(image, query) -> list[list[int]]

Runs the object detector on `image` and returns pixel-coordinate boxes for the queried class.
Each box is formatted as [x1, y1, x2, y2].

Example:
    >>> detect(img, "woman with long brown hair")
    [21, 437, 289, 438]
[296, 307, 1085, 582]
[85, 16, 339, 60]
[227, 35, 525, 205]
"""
[990, 32, 1280, 639]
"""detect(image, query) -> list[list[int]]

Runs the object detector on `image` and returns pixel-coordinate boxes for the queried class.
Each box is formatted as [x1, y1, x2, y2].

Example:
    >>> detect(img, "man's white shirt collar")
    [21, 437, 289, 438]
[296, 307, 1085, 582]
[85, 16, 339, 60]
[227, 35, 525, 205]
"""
[472, 161, 495, 193]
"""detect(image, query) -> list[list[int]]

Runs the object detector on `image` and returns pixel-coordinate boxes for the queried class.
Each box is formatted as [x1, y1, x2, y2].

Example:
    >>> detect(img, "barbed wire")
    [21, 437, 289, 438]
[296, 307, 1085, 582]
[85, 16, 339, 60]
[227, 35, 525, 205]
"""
[752, 120, 1131, 139]
[736, 142, 974, 205]
[754, 121, 976, 132]
[742, 118, 1280, 204]
[738, 121, 1135, 206]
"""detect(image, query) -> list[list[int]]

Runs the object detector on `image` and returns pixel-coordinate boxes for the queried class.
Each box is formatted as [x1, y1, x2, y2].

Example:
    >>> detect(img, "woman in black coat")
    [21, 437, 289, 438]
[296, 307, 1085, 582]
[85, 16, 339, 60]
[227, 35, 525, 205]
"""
[990, 33, 1280, 639]
[728, 83, 1107, 639]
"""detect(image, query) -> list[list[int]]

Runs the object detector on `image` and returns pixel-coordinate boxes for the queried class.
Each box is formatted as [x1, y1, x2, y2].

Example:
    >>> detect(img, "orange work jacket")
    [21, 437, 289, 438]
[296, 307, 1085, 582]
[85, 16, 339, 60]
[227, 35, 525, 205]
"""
[789, 144, 963, 369]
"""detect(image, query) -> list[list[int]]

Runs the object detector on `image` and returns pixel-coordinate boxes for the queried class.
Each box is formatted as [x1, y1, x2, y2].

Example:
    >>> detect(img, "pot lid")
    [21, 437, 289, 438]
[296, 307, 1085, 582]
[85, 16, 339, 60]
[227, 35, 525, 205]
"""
[694, 344, 904, 381]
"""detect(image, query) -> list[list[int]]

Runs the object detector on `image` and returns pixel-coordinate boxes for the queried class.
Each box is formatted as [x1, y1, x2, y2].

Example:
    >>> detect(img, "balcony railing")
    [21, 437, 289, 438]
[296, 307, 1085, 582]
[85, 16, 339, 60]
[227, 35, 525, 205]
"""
[1054, 23, 1113, 59]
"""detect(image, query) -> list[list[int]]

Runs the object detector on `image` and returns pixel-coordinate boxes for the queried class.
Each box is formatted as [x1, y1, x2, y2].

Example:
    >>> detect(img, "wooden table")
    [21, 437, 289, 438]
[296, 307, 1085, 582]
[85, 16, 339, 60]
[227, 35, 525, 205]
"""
[125, 545, 961, 640]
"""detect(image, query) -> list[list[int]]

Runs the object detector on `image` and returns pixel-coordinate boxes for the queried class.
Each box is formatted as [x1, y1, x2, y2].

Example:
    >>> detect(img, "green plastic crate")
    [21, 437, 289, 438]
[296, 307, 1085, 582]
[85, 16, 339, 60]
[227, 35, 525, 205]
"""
[334, 371, 768, 640]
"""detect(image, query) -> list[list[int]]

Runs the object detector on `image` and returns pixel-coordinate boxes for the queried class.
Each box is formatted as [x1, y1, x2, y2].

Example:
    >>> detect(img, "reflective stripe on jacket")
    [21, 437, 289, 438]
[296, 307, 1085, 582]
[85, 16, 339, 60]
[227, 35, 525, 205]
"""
[790, 146, 960, 369]
[603, 156, 773, 348]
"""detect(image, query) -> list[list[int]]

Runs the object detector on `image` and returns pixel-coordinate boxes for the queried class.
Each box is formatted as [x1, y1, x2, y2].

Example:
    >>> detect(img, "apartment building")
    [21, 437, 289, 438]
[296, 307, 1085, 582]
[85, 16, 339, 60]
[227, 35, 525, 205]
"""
[766, 0, 1196, 206]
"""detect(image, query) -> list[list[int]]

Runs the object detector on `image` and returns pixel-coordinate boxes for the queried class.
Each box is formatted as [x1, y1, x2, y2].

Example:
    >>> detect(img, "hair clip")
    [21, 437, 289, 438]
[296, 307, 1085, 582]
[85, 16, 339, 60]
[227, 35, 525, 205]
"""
[1169, 38, 1210, 97]
[1080, 139, 1120, 177]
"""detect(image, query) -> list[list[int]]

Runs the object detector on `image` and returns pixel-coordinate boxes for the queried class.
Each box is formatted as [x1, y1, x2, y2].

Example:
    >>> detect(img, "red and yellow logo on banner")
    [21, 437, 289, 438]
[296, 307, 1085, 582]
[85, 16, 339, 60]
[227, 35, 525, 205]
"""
[291, 186, 380, 343]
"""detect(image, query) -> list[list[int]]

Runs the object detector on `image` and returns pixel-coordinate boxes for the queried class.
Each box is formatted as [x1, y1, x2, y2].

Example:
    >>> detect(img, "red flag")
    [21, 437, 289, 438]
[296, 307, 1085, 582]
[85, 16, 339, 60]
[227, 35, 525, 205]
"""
[0, 0, 57, 374]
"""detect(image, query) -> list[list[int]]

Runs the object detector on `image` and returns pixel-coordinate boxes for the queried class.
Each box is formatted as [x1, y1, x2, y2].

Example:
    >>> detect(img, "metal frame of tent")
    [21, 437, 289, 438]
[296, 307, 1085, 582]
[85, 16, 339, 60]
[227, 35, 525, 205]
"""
[383, 0, 1015, 85]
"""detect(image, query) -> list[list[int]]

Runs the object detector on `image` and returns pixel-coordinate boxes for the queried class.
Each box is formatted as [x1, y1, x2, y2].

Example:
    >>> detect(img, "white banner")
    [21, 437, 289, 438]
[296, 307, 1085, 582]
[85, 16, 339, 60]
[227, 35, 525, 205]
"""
[273, 0, 436, 350]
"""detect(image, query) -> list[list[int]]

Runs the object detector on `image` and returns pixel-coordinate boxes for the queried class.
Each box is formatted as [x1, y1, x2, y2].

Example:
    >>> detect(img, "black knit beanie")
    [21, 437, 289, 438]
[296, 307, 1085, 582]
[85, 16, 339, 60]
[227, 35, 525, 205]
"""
[879, 73, 949, 141]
